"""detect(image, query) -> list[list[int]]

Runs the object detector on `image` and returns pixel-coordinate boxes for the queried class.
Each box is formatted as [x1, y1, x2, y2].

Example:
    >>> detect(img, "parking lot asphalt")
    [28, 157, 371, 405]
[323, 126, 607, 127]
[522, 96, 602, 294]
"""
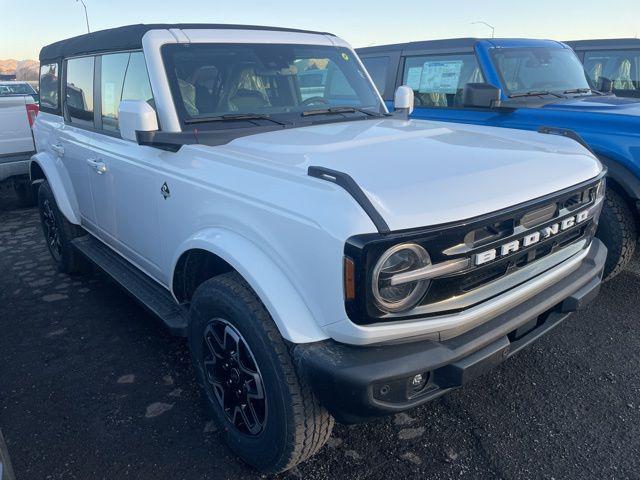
[1, 190, 639, 480]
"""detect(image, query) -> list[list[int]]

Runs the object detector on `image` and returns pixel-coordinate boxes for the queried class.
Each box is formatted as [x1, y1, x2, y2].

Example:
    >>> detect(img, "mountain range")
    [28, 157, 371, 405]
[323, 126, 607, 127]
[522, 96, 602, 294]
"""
[0, 59, 40, 80]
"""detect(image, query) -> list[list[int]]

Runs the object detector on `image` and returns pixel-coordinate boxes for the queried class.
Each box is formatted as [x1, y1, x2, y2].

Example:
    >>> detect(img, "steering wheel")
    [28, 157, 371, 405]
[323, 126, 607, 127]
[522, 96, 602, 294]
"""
[301, 96, 330, 106]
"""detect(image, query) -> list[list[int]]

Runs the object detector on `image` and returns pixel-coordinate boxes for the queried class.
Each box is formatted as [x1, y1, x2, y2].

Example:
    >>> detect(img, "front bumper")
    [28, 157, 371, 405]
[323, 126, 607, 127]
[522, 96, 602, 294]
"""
[296, 239, 606, 424]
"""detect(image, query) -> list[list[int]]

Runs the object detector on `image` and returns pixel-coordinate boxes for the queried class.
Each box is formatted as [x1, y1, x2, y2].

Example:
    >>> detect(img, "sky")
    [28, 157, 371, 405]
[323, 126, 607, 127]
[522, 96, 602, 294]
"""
[1, 0, 639, 60]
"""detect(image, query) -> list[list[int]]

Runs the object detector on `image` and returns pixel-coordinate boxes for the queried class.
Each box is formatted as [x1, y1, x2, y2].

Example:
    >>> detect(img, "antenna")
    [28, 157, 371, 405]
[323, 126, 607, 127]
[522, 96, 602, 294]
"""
[471, 21, 495, 39]
[75, 0, 91, 33]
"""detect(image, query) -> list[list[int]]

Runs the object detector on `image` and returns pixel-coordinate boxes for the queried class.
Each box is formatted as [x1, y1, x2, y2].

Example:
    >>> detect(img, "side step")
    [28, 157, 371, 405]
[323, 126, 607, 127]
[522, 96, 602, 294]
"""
[72, 236, 189, 336]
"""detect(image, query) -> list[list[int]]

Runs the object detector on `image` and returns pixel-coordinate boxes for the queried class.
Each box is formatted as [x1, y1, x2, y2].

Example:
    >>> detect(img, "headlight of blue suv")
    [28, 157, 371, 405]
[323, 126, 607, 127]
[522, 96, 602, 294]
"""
[371, 243, 431, 313]
[596, 178, 606, 201]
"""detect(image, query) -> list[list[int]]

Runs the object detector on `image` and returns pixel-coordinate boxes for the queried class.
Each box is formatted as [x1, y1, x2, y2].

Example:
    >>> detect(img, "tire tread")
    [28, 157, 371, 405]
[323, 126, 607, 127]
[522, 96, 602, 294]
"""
[193, 272, 333, 473]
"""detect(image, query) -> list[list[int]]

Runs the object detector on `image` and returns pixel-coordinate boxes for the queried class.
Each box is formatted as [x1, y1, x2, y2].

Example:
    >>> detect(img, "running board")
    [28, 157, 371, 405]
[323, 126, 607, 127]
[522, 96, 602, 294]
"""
[72, 236, 189, 336]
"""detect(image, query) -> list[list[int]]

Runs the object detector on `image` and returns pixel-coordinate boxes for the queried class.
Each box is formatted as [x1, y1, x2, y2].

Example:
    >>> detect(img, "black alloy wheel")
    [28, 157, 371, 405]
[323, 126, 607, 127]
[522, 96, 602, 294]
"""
[202, 318, 267, 436]
[41, 198, 62, 262]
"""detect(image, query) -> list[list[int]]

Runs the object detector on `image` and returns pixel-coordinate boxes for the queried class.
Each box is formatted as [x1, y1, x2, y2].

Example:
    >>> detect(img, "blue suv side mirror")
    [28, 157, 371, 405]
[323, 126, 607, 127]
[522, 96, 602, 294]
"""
[462, 83, 502, 108]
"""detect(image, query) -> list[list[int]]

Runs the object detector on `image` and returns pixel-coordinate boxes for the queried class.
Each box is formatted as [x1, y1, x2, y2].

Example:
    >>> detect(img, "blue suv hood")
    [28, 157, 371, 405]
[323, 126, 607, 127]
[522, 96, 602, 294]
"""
[543, 96, 640, 116]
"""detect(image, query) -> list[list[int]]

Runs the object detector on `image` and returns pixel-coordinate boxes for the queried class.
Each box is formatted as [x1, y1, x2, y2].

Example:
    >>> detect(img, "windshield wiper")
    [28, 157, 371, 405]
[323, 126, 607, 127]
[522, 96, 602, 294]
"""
[301, 106, 380, 117]
[563, 88, 593, 95]
[184, 113, 288, 126]
[509, 91, 565, 99]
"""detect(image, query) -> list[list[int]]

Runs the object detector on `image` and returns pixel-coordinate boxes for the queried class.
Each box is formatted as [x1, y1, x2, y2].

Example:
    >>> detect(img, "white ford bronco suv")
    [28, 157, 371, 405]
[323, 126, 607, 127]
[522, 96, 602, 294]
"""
[31, 24, 607, 472]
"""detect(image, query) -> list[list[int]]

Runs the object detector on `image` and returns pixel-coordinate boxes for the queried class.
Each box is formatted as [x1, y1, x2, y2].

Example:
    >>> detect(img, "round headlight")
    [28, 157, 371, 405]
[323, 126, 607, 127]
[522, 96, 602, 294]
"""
[371, 243, 431, 313]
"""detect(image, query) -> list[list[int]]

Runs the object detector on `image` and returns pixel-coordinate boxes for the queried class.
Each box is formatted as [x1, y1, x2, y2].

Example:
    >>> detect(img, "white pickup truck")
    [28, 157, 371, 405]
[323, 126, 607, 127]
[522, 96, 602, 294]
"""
[31, 24, 606, 473]
[0, 87, 39, 205]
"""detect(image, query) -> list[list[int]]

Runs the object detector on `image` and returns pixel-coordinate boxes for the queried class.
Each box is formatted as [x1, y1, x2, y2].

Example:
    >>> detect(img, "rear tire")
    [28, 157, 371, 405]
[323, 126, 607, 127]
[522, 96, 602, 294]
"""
[13, 179, 38, 207]
[188, 272, 334, 473]
[596, 188, 638, 281]
[37, 180, 87, 274]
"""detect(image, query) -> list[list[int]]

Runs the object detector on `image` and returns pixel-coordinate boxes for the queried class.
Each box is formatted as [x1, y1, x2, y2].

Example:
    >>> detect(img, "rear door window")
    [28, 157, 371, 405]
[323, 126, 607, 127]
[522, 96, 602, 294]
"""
[403, 54, 484, 108]
[65, 56, 95, 127]
[39, 64, 60, 112]
[583, 50, 640, 95]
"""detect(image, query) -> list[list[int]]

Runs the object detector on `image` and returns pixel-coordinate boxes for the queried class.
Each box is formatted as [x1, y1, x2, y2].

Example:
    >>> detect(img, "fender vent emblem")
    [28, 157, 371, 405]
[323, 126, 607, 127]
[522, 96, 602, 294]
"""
[160, 182, 171, 200]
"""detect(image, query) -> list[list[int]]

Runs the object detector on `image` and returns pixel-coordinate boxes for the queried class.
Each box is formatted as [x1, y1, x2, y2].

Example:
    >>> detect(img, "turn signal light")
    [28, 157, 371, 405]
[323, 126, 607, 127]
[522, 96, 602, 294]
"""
[343, 256, 356, 301]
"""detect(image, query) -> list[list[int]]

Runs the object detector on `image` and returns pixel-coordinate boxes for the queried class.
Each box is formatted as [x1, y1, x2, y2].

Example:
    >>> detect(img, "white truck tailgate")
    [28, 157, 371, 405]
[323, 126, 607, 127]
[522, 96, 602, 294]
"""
[0, 96, 35, 156]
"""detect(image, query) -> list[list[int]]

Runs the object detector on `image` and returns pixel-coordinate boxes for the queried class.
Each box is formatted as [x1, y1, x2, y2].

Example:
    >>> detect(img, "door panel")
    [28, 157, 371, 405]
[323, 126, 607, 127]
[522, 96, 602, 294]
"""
[58, 125, 97, 226]
[89, 134, 163, 279]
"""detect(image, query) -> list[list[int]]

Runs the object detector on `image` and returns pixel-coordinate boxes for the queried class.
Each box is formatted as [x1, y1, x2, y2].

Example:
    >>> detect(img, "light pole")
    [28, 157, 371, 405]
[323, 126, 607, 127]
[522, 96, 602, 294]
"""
[76, 0, 90, 33]
[471, 21, 495, 38]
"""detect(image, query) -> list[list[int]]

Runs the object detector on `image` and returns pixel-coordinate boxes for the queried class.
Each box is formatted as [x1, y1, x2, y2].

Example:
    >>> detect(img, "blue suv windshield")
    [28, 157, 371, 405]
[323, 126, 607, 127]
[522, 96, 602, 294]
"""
[491, 47, 591, 96]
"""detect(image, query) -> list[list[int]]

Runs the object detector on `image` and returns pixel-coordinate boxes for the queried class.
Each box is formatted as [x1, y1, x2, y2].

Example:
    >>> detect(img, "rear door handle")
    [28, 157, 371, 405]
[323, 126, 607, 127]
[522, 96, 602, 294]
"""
[86, 158, 107, 174]
[51, 143, 64, 156]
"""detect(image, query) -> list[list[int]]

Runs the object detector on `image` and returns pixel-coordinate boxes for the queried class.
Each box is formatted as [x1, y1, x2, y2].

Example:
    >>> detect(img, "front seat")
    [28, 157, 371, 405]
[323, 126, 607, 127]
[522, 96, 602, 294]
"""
[229, 88, 270, 110]
[613, 59, 636, 91]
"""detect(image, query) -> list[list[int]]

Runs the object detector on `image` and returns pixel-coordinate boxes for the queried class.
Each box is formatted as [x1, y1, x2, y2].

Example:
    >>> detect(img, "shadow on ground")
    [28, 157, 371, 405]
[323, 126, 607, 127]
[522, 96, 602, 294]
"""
[1, 190, 639, 480]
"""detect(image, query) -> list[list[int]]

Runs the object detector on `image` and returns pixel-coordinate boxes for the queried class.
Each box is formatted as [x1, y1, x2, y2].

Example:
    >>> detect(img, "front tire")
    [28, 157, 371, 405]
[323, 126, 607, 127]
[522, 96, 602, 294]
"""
[596, 188, 638, 281]
[188, 272, 334, 473]
[37, 180, 86, 273]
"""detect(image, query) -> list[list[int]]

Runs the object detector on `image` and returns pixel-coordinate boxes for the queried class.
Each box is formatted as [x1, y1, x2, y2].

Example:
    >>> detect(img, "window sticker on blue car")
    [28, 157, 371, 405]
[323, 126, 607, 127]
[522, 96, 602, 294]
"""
[419, 60, 463, 94]
[406, 67, 422, 90]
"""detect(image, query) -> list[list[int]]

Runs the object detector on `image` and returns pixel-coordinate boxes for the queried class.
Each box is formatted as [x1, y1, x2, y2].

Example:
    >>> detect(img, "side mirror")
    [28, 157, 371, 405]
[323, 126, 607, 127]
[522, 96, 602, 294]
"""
[394, 85, 414, 115]
[118, 100, 158, 142]
[461, 83, 502, 108]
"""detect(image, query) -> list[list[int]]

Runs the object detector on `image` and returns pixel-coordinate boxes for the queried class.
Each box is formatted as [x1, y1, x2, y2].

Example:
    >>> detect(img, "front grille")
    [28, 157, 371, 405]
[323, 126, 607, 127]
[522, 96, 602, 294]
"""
[344, 174, 604, 325]
[402, 184, 599, 318]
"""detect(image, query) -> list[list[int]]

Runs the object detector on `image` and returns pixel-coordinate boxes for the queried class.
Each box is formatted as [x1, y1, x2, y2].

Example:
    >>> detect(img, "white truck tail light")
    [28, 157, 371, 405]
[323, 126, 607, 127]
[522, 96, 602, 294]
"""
[26, 103, 39, 128]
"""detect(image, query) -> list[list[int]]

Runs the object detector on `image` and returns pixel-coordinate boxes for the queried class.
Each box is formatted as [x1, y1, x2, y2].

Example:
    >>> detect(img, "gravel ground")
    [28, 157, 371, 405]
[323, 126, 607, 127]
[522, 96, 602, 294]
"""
[1, 190, 639, 480]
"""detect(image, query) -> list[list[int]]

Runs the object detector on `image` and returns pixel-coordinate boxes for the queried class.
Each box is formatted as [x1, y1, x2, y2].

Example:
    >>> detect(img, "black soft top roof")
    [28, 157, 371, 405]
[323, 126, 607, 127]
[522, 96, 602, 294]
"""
[564, 38, 640, 51]
[39, 23, 335, 63]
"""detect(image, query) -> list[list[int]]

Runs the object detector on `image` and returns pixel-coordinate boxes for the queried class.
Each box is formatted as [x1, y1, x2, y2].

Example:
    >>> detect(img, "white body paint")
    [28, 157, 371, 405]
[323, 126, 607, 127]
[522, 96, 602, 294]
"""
[31, 27, 603, 345]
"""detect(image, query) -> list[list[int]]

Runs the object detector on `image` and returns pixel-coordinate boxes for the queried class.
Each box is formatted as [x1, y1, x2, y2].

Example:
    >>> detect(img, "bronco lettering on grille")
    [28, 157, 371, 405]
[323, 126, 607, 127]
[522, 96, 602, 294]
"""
[474, 210, 590, 266]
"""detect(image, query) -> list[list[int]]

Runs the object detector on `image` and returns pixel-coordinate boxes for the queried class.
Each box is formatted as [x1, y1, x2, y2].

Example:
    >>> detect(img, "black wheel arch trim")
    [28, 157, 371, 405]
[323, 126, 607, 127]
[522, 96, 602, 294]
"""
[308, 166, 390, 233]
[538, 126, 640, 209]
[597, 156, 640, 203]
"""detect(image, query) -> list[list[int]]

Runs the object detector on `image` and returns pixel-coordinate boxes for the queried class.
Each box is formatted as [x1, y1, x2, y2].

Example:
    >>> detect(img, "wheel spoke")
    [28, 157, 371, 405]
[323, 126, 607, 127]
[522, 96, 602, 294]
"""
[237, 403, 262, 435]
[200, 318, 267, 436]
[204, 325, 225, 360]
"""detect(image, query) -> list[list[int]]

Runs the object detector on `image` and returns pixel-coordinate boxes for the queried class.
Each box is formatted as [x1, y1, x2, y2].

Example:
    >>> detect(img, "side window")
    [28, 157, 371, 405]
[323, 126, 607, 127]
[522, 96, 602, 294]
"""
[403, 54, 484, 108]
[39, 63, 59, 111]
[65, 56, 95, 127]
[101, 53, 129, 131]
[361, 56, 389, 95]
[100, 51, 155, 132]
[122, 52, 154, 108]
[584, 50, 640, 94]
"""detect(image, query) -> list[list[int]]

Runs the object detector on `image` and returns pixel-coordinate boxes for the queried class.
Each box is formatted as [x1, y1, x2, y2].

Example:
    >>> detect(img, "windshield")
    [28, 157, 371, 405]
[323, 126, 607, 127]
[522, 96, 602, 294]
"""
[491, 47, 591, 96]
[0, 82, 37, 96]
[162, 43, 385, 125]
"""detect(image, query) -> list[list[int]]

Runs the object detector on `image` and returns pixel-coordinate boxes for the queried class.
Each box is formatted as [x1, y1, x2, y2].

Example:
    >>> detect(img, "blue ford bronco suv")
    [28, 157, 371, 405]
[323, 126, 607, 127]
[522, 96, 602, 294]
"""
[358, 38, 640, 279]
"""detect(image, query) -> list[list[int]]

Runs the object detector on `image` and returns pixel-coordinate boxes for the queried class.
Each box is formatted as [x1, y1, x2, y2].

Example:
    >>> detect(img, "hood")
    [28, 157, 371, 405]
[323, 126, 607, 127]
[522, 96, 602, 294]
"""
[207, 118, 602, 231]
[542, 95, 640, 116]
